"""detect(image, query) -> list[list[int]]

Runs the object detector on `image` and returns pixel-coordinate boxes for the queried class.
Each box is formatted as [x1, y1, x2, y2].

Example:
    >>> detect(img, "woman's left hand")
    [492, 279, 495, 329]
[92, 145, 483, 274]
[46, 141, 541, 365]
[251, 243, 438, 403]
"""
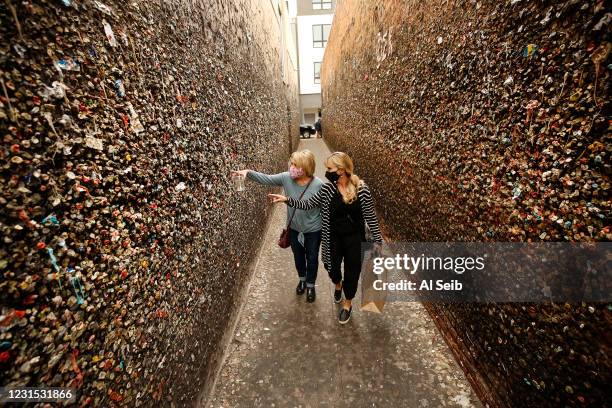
[268, 193, 288, 203]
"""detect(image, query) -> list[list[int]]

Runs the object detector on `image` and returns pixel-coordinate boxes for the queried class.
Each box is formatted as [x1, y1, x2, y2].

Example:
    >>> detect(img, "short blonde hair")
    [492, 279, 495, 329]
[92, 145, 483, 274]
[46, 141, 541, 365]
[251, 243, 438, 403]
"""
[289, 150, 316, 177]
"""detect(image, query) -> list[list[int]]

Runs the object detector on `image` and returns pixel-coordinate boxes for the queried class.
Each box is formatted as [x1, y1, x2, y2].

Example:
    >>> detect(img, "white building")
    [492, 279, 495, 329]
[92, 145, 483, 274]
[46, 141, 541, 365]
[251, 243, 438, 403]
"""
[288, 0, 335, 125]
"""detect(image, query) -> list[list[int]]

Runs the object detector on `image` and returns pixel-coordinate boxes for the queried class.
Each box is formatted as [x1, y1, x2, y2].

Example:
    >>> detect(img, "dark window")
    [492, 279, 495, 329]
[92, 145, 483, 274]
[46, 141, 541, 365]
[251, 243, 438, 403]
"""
[312, 0, 332, 10]
[313, 24, 331, 48]
[314, 62, 321, 84]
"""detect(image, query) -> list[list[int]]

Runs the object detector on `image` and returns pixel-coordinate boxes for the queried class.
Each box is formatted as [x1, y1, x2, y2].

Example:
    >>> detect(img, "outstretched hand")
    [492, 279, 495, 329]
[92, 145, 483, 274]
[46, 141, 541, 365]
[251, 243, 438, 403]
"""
[268, 193, 288, 203]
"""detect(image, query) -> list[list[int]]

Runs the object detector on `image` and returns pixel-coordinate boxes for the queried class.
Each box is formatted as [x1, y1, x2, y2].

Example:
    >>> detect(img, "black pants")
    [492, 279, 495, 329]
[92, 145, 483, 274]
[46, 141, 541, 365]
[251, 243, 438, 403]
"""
[328, 229, 365, 300]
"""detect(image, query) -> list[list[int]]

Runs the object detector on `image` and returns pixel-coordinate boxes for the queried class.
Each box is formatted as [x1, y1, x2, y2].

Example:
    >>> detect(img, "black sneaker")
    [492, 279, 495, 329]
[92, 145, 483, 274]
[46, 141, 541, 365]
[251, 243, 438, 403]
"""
[338, 307, 352, 324]
[296, 281, 306, 295]
[333, 284, 342, 303]
[306, 287, 316, 303]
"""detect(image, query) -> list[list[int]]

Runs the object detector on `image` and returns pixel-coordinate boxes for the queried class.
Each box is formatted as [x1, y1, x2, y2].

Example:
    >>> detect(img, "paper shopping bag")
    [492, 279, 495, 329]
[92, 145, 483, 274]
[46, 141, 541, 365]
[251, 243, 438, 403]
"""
[360, 244, 388, 313]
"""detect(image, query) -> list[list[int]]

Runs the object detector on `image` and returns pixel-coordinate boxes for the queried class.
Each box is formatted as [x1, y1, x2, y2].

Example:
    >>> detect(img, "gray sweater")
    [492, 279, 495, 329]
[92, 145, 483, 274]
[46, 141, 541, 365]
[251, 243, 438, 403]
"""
[247, 170, 323, 234]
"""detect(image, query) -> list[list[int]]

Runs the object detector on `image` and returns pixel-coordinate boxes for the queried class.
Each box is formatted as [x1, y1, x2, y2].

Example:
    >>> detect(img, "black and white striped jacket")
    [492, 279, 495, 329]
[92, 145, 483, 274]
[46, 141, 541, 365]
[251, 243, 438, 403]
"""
[286, 180, 383, 271]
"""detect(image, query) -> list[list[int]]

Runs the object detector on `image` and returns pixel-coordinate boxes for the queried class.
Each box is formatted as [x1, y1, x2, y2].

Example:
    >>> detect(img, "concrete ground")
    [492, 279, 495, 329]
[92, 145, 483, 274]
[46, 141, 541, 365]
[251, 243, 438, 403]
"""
[206, 139, 482, 408]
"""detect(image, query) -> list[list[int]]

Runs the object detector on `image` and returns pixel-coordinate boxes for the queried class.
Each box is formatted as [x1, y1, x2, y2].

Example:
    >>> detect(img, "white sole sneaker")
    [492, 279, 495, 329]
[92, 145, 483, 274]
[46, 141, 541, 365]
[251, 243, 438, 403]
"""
[338, 309, 352, 324]
[333, 286, 343, 304]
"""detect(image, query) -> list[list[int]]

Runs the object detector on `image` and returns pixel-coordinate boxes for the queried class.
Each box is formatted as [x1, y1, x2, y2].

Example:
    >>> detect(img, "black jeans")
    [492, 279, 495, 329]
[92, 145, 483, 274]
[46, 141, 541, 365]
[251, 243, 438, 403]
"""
[328, 229, 366, 300]
[289, 229, 322, 287]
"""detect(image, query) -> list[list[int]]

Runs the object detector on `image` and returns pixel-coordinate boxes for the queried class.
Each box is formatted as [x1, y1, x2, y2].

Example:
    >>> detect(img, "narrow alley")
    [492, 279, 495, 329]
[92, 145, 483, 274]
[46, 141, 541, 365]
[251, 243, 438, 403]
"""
[207, 139, 480, 407]
[0, 0, 609, 407]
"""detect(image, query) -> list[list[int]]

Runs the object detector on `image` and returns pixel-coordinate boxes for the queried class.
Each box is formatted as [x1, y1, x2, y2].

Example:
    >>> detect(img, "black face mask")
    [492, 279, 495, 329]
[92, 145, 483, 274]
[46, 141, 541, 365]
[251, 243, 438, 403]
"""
[325, 170, 340, 183]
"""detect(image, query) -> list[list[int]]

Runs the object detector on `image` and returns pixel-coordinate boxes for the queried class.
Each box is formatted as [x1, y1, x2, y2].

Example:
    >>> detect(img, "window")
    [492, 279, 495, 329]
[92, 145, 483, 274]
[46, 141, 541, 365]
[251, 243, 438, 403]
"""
[312, 0, 332, 10]
[314, 62, 321, 84]
[313, 24, 331, 48]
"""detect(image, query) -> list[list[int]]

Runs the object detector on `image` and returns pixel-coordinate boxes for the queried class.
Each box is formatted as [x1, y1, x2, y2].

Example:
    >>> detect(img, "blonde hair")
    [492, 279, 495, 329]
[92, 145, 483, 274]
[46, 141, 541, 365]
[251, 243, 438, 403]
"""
[325, 151, 362, 204]
[289, 150, 316, 177]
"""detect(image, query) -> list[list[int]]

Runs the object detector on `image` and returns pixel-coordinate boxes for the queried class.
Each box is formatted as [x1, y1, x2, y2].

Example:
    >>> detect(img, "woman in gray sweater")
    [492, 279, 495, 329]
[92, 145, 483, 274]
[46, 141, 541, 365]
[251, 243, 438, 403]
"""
[231, 150, 323, 302]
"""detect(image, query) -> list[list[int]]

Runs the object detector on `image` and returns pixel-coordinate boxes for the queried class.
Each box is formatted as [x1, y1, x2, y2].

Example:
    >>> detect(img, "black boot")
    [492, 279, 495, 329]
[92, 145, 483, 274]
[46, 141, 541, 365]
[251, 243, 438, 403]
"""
[296, 280, 306, 295]
[306, 287, 316, 303]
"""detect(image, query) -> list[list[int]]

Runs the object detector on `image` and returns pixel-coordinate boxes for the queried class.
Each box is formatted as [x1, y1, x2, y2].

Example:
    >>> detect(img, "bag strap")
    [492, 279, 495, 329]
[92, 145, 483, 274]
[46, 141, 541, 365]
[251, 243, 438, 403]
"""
[286, 177, 314, 228]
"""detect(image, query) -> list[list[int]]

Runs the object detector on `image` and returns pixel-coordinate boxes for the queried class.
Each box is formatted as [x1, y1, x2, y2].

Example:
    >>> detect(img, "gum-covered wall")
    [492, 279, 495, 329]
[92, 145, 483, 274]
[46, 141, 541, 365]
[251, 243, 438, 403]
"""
[322, 0, 610, 407]
[1, 0, 298, 405]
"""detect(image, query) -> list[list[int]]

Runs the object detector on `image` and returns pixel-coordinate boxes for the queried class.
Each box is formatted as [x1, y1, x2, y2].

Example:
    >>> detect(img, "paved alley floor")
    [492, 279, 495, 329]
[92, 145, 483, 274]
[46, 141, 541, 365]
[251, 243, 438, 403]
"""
[206, 139, 482, 408]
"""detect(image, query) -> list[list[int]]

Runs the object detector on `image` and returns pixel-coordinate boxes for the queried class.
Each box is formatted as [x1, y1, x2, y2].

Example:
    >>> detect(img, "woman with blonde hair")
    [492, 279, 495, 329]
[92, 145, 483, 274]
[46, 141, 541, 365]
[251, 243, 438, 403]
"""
[232, 150, 323, 302]
[269, 151, 383, 324]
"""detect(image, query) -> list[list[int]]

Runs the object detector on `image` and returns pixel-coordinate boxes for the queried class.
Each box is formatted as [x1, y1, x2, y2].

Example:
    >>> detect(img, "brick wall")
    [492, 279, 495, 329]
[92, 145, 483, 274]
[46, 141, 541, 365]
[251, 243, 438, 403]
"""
[322, 0, 610, 406]
[0, 0, 298, 405]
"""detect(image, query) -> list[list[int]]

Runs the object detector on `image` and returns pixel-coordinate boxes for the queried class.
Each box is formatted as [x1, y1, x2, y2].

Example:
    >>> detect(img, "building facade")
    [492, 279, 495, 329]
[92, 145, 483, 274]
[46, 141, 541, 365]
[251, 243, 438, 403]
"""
[289, 0, 336, 125]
